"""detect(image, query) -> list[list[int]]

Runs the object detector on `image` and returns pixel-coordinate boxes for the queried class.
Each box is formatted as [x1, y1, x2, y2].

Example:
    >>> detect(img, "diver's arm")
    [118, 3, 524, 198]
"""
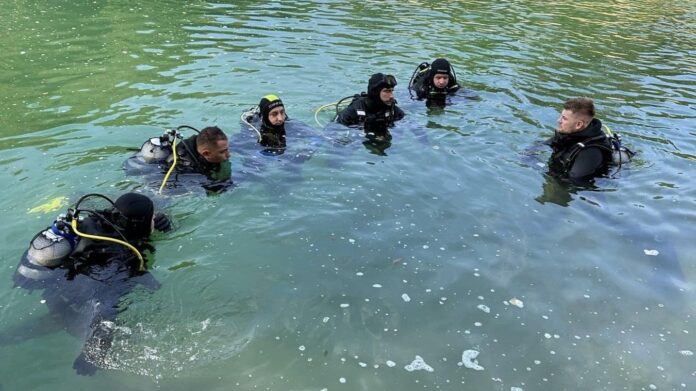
[336, 103, 360, 126]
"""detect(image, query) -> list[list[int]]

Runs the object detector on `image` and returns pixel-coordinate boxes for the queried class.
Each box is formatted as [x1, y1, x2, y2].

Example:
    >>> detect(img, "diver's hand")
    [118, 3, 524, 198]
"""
[154, 213, 171, 232]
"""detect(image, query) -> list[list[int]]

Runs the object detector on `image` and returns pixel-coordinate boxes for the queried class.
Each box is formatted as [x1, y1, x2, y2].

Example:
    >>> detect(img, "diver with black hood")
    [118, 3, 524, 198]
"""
[408, 58, 461, 106]
[335, 73, 405, 141]
[12, 192, 171, 375]
[241, 95, 288, 151]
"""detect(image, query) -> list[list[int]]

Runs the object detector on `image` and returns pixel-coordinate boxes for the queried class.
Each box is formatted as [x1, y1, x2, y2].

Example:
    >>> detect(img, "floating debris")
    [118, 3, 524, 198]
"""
[644, 249, 660, 256]
[386, 360, 396, 367]
[401, 293, 411, 302]
[477, 304, 490, 313]
[340, 303, 350, 308]
[404, 355, 434, 372]
[459, 349, 484, 371]
[372, 284, 383, 288]
[28, 196, 67, 214]
[509, 298, 524, 308]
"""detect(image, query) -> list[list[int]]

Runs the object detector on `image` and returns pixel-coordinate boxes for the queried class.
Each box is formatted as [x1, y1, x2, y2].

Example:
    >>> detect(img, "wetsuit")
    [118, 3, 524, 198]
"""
[410, 73, 460, 100]
[12, 194, 165, 375]
[171, 135, 228, 180]
[335, 94, 405, 140]
[547, 118, 613, 180]
[409, 58, 460, 102]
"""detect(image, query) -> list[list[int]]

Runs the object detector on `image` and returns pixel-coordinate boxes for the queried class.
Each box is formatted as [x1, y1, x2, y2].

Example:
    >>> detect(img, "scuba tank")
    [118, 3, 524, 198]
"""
[139, 130, 178, 163]
[604, 125, 635, 166]
[27, 213, 81, 267]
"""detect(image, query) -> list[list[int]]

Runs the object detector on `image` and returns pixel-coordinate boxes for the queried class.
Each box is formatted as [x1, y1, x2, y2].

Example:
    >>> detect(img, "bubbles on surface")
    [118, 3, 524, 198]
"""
[458, 350, 484, 371]
[404, 355, 434, 372]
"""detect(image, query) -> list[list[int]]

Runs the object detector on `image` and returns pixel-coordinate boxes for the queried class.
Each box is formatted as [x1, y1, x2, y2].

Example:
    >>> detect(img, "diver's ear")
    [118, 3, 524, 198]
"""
[200, 148, 211, 158]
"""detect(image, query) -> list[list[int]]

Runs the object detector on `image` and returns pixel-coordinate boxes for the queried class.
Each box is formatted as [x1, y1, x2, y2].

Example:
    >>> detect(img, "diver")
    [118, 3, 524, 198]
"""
[235, 94, 321, 188]
[241, 95, 288, 152]
[124, 125, 232, 192]
[335, 73, 405, 142]
[408, 58, 460, 106]
[13, 192, 171, 375]
[546, 97, 634, 182]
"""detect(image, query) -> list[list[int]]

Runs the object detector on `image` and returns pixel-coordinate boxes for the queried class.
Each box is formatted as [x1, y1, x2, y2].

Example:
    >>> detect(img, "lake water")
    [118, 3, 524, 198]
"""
[1, 1, 695, 390]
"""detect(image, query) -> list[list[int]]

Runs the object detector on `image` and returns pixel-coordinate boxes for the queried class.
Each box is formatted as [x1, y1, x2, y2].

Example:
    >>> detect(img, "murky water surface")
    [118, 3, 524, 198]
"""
[1, 1, 695, 390]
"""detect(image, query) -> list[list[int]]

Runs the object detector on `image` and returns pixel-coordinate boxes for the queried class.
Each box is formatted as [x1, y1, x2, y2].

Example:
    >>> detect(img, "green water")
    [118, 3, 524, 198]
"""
[1, 1, 695, 390]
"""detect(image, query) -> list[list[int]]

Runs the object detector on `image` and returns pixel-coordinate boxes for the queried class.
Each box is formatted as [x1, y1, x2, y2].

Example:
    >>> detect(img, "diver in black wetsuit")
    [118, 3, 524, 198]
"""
[547, 98, 615, 181]
[409, 58, 460, 106]
[124, 126, 232, 189]
[335, 73, 405, 141]
[257, 95, 287, 149]
[12, 193, 171, 375]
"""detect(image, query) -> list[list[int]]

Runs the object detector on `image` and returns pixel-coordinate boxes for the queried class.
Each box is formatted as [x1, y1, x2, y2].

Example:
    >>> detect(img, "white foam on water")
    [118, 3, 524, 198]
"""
[404, 355, 434, 372]
[644, 249, 659, 256]
[386, 360, 396, 367]
[509, 298, 524, 308]
[511, 387, 524, 391]
[322, 317, 330, 323]
[679, 350, 693, 356]
[372, 283, 382, 288]
[358, 362, 367, 367]
[477, 304, 490, 313]
[339, 377, 346, 383]
[298, 345, 305, 351]
[340, 303, 349, 308]
[458, 349, 484, 371]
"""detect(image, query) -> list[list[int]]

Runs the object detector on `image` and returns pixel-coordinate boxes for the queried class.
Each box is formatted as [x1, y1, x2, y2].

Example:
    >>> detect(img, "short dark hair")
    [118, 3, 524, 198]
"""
[563, 98, 595, 118]
[197, 126, 228, 148]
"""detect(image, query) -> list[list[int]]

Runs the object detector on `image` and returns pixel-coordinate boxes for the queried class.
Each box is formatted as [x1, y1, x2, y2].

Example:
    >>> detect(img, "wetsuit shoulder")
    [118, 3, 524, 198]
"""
[336, 97, 366, 126]
[568, 147, 606, 179]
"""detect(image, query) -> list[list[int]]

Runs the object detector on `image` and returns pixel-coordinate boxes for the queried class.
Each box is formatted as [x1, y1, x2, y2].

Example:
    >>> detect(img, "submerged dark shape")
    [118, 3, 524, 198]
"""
[9, 193, 167, 375]
[123, 126, 233, 194]
[235, 113, 322, 185]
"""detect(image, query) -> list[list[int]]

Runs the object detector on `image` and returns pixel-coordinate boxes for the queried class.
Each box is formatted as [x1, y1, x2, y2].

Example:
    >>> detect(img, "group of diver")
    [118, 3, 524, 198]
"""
[11, 57, 634, 374]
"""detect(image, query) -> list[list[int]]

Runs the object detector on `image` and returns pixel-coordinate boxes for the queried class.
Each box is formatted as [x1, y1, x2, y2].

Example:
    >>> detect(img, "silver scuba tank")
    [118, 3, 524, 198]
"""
[612, 149, 632, 165]
[26, 226, 74, 267]
[140, 137, 172, 163]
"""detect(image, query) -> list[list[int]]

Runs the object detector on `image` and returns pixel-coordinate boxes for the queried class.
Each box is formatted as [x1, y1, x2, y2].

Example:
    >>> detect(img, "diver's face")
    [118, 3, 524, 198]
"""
[202, 139, 230, 163]
[267, 106, 286, 126]
[432, 74, 449, 89]
[379, 88, 394, 105]
[557, 109, 589, 134]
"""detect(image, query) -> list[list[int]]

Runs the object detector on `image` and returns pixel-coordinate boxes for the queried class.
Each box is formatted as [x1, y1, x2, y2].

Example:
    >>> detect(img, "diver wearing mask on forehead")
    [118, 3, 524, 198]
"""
[408, 58, 460, 106]
[335, 73, 405, 141]
[12, 193, 171, 375]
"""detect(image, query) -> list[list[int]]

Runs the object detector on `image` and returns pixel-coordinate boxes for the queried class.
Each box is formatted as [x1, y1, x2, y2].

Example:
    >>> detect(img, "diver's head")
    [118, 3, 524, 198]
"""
[557, 97, 595, 134]
[114, 193, 155, 239]
[259, 95, 286, 129]
[367, 73, 397, 106]
[429, 58, 454, 89]
[196, 126, 230, 163]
